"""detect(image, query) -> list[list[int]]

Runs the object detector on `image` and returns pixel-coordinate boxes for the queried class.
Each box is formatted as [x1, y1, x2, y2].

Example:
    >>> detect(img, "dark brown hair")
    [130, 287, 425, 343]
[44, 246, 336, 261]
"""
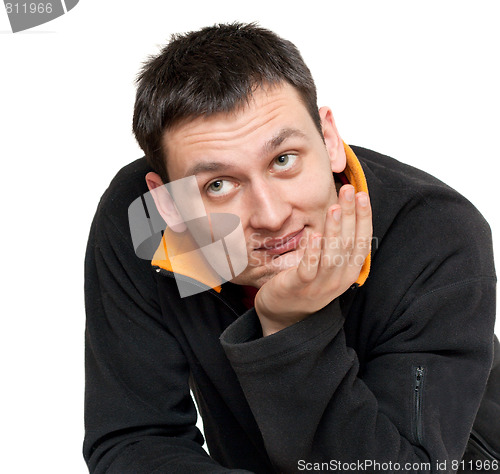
[132, 22, 321, 182]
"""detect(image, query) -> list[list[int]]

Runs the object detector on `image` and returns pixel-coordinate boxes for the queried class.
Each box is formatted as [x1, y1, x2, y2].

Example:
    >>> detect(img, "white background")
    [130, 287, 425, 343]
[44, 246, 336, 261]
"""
[1, 1, 498, 472]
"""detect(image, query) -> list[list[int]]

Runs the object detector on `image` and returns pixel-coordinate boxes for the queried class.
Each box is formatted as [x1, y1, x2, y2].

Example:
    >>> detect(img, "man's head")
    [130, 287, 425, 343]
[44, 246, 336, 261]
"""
[135, 23, 347, 287]
[133, 22, 322, 183]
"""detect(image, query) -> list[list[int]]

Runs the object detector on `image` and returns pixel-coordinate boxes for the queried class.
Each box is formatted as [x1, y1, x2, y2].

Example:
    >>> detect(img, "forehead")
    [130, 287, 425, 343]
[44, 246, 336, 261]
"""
[163, 83, 317, 179]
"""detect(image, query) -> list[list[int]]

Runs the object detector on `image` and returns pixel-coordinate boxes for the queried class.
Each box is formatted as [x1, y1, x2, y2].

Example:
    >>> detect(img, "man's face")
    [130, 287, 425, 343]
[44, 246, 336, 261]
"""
[163, 83, 341, 288]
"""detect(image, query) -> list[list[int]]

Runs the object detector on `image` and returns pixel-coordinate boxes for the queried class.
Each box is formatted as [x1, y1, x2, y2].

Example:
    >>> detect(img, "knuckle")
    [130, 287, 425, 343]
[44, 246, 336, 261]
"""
[325, 236, 341, 251]
[355, 235, 372, 249]
[323, 253, 345, 267]
[357, 203, 372, 216]
[298, 271, 315, 284]
[341, 235, 355, 250]
[342, 206, 356, 217]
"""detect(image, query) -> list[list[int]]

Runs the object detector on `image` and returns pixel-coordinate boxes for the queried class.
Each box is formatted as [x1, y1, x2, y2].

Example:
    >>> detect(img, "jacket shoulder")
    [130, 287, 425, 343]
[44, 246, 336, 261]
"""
[351, 145, 492, 236]
[351, 145, 458, 193]
[351, 145, 495, 288]
[93, 157, 153, 230]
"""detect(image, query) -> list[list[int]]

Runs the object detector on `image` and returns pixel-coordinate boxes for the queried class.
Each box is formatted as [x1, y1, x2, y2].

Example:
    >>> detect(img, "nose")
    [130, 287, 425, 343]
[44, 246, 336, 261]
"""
[247, 179, 292, 232]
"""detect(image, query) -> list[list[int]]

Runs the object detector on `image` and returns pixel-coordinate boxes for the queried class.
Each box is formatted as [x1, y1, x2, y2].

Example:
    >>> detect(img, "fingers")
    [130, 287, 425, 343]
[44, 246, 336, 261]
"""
[319, 188, 372, 280]
[321, 184, 356, 269]
[351, 191, 373, 268]
[321, 203, 343, 268]
[294, 188, 372, 291]
[296, 232, 323, 283]
[338, 185, 356, 252]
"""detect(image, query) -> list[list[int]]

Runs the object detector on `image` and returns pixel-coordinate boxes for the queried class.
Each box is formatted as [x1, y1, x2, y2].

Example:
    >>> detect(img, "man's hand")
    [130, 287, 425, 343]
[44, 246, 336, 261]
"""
[255, 185, 373, 336]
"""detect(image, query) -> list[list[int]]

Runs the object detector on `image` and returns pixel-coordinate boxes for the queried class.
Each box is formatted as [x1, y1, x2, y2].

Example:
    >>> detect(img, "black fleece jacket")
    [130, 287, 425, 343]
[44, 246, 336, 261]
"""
[84, 145, 497, 473]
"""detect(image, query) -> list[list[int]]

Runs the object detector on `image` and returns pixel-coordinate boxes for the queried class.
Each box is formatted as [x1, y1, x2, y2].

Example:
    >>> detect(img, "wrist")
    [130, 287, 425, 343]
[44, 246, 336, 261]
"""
[259, 316, 291, 337]
[255, 299, 309, 337]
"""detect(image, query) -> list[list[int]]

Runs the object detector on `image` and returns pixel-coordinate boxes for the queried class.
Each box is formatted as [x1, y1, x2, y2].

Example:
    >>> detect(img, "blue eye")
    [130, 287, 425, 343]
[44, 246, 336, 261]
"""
[273, 154, 297, 170]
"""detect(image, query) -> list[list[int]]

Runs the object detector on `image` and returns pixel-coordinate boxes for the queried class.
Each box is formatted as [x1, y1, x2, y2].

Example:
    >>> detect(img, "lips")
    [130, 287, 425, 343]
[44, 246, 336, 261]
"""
[254, 228, 305, 255]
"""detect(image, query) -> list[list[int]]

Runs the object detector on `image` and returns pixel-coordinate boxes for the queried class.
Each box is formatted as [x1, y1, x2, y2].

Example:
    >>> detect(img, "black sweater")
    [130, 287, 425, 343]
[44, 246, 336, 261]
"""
[84, 146, 497, 473]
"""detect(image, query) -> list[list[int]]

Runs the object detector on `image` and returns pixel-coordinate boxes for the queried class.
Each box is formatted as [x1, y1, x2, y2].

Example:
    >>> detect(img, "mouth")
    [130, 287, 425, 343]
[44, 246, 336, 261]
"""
[253, 228, 306, 256]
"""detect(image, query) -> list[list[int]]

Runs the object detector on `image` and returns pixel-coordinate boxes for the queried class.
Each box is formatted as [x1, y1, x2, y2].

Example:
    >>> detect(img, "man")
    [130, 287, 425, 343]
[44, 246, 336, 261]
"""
[84, 23, 498, 473]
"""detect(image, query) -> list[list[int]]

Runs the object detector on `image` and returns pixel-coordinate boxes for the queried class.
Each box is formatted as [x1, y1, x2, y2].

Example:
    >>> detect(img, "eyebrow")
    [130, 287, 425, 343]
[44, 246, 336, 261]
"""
[263, 128, 306, 154]
[184, 127, 306, 177]
[185, 161, 234, 177]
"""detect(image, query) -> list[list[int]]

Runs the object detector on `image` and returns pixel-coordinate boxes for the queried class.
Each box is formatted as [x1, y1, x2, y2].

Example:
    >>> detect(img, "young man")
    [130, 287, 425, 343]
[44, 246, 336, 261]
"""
[84, 24, 498, 473]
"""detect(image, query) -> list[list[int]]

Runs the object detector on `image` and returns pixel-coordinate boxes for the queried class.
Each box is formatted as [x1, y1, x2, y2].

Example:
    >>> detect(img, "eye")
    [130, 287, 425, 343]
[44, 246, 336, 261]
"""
[206, 179, 236, 196]
[272, 154, 297, 171]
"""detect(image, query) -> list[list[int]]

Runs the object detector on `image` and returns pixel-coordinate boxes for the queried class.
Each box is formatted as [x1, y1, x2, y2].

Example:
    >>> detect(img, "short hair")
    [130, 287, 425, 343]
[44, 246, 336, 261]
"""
[132, 22, 321, 182]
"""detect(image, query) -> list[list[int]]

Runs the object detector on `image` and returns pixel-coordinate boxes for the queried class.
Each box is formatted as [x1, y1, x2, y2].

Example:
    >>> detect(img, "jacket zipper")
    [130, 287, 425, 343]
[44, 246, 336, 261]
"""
[414, 366, 425, 444]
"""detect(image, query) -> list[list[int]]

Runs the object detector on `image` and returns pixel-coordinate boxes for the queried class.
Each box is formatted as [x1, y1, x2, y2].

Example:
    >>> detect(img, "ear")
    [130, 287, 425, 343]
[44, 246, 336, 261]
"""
[145, 172, 187, 233]
[319, 106, 347, 173]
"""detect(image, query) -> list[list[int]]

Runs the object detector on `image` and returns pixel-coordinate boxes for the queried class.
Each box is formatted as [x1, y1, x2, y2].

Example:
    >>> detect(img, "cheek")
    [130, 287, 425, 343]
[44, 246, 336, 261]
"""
[297, 170, 337, 211]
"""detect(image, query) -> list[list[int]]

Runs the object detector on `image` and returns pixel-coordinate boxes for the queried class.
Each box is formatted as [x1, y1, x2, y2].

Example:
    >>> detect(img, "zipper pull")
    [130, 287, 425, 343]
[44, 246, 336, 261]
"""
[415, 366, 424, 391]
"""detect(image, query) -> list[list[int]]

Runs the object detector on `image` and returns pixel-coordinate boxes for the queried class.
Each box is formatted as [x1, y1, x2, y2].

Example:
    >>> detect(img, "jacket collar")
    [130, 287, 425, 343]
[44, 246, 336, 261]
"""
[151, 142, 371, 291]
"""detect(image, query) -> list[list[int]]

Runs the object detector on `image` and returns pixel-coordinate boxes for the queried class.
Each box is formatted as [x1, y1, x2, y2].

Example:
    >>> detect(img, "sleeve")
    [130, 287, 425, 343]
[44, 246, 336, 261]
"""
[83, 207, 251, 474]
[220, 208, 497, 474]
